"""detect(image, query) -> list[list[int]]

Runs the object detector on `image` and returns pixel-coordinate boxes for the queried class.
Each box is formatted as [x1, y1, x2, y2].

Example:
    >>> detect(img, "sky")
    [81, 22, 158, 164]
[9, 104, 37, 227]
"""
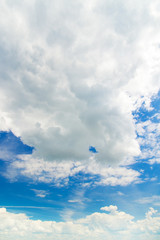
[0, 0, 160, 239]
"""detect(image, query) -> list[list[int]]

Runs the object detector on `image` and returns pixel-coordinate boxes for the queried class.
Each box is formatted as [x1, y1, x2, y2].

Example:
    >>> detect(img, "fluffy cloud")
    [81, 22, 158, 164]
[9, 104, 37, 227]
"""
[0, 205, 160, 240]
[136, 114, 160, 163]
[1, 0, 160, 166]
[0, 0, 160, 169]
[100, 205, 118, 212]
[4, 154, 141, 186]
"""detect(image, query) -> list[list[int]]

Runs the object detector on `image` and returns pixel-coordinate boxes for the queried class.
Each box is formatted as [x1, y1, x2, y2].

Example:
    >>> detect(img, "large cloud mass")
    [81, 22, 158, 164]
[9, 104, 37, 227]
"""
[0, 206, 160, 240]
[0, 0, 160, 165]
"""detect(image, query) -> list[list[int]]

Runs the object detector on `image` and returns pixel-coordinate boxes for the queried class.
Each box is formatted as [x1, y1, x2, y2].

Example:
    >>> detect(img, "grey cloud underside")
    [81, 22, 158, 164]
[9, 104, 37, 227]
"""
[0, 0, 160, 164]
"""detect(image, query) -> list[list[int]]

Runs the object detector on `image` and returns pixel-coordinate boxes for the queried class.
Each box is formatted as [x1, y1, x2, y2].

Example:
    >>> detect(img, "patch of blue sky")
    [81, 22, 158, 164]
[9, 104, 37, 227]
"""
[0, 131, 33, 158]
[128, 161, 160, 200]
[89, 146, 98, 153]
[0, 170, 70, 221]
[0, 133, 102, 220]
[0, 134, 139, 220]
[0, 162, 158, 222]
[133, 91, 160, 124]
[0, 131, 34, 180]
[125, 92, 160, 217]
[132, 91, 160, 165]
[67, 174, 160, 220]
[0, 167, 102, 221]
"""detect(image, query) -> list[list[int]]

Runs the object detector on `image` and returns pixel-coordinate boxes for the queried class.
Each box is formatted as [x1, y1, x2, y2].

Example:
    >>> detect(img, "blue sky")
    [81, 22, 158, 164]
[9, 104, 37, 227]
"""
[1, 0, 160, 239]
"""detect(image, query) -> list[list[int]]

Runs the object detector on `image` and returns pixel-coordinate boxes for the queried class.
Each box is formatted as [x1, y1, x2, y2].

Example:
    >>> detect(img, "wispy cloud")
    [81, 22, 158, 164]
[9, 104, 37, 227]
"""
[136, 195, 160, 206]
[4, 155, 141, 186]
[31, 189, 49, 198]
[0, 206, 51, 209]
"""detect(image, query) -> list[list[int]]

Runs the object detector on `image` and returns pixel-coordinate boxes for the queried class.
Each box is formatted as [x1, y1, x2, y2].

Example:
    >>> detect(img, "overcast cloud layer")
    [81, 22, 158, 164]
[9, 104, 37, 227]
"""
[1, 0, 160, 166]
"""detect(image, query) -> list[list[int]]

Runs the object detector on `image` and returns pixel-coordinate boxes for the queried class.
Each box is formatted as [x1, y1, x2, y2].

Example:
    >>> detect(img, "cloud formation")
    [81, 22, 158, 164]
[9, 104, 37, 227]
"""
[1, 0, 160, 166]
[0, 205, 160, 240]
[4, 155, 141, 186]
[136, 195, 160, 206]
[136, 116, 160, 163]
[31, 189, 49, 198]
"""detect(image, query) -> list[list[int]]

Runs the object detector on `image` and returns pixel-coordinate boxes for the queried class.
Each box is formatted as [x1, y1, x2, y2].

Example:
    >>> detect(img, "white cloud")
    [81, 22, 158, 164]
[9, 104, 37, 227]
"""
[0, 205, 160, 240]
[136, 117, 160, 163]
[4, 155, 141, 186]
[117, 191, 125, 196]
[84, 159, 141, 186]
[68, 189, 88, 205]
[100, 205, 118, 212]
[4, 154, 82, 185]
[68, 199, 81, 203]
[136, 195, 160, 206]
[31, 189, 49, 198]
[1, 0, 160, 167]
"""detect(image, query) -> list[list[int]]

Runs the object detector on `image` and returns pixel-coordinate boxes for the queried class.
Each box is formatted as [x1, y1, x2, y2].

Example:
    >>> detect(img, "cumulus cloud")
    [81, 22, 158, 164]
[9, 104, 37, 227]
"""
[0, 206, 160, 240]
[100, 205, 118, 212]
[1, 0, 160, 167]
